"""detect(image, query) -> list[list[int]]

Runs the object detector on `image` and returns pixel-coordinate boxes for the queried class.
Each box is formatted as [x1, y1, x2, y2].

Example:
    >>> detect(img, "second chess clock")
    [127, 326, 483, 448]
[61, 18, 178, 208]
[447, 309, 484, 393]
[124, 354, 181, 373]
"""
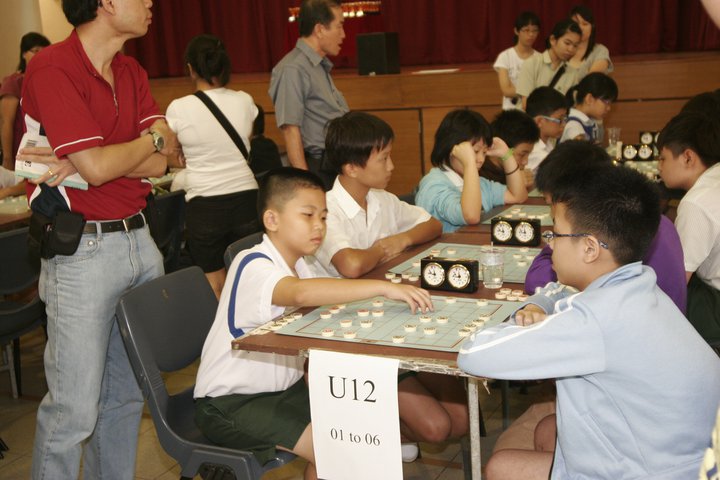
[491, 217, 541, 246]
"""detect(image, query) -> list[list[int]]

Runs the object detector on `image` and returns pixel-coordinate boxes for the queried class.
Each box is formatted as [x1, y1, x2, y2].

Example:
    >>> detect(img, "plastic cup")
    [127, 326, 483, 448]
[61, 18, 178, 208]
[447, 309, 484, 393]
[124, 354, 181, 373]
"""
[481, 246, 504, 289]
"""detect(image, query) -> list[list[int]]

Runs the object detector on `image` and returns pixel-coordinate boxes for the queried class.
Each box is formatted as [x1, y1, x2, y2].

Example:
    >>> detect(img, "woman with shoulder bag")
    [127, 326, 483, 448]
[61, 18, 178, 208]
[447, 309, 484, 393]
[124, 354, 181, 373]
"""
[166, 34, 260, 298]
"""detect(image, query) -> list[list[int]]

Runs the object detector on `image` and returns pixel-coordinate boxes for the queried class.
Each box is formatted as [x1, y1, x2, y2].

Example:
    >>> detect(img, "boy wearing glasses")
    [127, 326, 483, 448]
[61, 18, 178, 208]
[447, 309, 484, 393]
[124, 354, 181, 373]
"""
[524, 141, 687, 312]
[457, 162, 720, 479]
[525, 87, 568, 173]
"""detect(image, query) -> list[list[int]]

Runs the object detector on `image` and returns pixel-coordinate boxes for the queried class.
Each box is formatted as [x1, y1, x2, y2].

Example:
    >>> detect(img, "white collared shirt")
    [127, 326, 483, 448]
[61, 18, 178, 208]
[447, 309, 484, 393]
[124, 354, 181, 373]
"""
[528, 138, 556, 173]
[310, 177, 431, 277]
[194, 234, 308, 397]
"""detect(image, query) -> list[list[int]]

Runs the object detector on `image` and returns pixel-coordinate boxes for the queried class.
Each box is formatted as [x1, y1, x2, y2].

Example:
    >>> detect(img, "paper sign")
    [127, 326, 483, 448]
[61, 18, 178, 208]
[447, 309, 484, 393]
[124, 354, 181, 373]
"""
[309, 350, 402, 480]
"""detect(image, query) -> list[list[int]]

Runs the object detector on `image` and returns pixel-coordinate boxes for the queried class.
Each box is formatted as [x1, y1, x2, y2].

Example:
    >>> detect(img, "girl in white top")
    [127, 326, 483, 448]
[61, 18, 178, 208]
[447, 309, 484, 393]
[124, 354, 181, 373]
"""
[560, 72, 617, 144]
[568, 5, 614, 78]
[166, 35, 259, 298]
[493, 11, 541, 110]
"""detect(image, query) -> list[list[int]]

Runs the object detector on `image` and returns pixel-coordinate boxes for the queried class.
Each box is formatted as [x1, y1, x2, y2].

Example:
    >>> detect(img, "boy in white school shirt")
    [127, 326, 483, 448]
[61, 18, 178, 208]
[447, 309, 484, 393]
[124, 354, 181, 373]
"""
[311, 111, 442, 279]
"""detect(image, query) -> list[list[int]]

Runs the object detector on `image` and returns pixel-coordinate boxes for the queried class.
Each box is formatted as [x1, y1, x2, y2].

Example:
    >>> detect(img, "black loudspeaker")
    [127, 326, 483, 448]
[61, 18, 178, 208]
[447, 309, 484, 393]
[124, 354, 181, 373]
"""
[356, 32, 400, 76]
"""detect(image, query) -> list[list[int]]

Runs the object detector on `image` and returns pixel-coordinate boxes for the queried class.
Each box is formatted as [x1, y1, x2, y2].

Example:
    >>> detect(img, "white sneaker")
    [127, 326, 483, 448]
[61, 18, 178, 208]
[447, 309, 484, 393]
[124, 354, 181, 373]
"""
[401, 442, 419, 463]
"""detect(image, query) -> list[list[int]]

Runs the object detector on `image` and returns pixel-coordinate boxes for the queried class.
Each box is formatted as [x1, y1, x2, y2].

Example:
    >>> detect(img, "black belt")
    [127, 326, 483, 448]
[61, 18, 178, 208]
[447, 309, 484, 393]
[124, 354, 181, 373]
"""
[83, 213, 146, 234]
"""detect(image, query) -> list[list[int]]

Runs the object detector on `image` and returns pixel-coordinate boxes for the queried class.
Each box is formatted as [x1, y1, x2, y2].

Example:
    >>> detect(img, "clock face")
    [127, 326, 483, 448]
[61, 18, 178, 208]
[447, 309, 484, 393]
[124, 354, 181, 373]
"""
[448, 264, 471, 289]
[623, 144, 638, 160]
[638, 144, 653, 160]
[654, 132, 660, 144]
[492, 220, 513, 242]
[640, 132, 654, 145]
[422, 262, 445, 287]
[514, 221, 536, 244]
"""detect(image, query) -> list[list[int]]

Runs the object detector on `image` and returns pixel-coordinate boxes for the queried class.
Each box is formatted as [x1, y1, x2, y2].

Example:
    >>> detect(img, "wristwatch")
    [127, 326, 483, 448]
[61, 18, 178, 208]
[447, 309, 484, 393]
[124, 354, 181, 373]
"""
[149, 130, 164, 152]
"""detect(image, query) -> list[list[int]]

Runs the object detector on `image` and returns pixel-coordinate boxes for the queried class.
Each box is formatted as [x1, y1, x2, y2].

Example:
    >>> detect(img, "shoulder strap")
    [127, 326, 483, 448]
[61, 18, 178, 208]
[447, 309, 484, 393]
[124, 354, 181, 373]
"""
[547, 64, 567, 89]
[194, 90, 250, 161]
[227, 252, 272, 338]
[567, 116, 595, 140]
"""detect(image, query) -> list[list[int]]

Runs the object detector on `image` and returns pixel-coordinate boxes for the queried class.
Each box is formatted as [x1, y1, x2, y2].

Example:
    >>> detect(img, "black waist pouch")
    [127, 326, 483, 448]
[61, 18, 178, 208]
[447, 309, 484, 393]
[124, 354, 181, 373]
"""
[28, 211, 86, 259]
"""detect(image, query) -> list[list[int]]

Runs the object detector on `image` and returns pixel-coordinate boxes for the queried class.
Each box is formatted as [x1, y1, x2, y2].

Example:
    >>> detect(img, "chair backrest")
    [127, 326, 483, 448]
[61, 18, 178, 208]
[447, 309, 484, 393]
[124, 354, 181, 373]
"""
[224, 231, 264, 270]
[145, 190, 186, 274]
[0, 228, 40, 295]
[117, 266, 217, 377]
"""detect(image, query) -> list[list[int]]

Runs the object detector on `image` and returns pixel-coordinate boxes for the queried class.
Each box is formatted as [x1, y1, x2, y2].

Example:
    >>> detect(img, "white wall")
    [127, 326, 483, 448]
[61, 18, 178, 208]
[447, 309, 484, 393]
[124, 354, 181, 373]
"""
[0, 0, 71, 80]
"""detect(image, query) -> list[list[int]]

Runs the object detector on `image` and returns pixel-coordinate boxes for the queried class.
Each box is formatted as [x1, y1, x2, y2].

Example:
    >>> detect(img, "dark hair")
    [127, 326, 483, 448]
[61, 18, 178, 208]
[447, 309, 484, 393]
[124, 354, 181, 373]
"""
[535, 140, 612, 195]
[252, 104, 265, 137]
[325, 111, 394, 175]
[546, 18, 582, 49]
[491, 110, 540, 148]
[257, 167, 325, 227]
[681, 91, 720, 117]
[17, 32, 50, 72]
[566, 72, 618, 107]
[512, 11, 541, 44]
[557, 165, 661, 265]
[570, 5, 596, 61]
[431, 109, 493, 169]
[656, 112, 720, 169]
[184, 34, 231, 87]
[526, 86, 568, 118]
[298, 0, 341, 37]
[62, 0, 99, 27]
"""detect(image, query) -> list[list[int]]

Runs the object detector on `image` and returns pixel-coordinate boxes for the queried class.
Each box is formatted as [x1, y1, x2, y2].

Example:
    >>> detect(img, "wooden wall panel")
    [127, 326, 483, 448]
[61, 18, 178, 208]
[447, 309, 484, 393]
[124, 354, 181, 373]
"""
[147, 52, 719, 196]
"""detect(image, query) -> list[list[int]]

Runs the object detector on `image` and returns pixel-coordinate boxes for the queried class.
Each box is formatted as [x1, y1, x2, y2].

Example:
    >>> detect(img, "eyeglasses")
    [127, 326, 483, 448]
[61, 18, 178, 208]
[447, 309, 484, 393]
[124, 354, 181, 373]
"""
[542, 230, 609, 249]
[540, 115, 568, 124]
[599, 98, 612, 106]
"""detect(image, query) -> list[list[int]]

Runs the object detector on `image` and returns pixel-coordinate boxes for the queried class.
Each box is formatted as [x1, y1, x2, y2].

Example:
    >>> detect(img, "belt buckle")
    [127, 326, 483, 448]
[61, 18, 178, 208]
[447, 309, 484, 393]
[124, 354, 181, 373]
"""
[122, 217, 131, 232]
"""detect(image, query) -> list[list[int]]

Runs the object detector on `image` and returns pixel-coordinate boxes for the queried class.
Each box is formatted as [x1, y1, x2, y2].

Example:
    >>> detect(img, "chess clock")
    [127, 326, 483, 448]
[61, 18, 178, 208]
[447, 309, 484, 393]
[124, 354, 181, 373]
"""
[491, 217, 541, 247]
[622, 144, 638, 161]
[638, 144, 654, 160]
[639, 131, 655, 145]
[421, 257, 479, 293]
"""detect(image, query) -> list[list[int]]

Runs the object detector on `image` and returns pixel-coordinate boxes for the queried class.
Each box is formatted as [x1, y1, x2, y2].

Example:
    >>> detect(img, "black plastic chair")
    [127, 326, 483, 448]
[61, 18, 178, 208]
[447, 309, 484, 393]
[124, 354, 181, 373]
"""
[115, 266, 295, 479]
[146, 190, 186, 274]
[0, 227, 46, 399]
[223, 231, 264, 270]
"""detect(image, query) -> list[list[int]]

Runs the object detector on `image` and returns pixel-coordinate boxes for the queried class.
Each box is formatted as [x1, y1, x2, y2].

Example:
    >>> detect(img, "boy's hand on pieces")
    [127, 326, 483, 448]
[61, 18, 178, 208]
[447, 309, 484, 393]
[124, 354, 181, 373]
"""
[451, 142, 478, 170]
[385, 284, 434, 314]
[17, 147, 78, 187]
[486, 137, 510, 159]
[515, 304, 547, 326]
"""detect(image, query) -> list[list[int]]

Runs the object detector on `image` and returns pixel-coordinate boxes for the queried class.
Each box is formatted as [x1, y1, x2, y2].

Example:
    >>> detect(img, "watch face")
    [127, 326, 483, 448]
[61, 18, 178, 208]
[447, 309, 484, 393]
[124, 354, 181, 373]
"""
[514, 221, 536, 243]
[448, 264, 471, 289]
[638, 144, 653, 160]
[623, 144, 638, 160]
[493, 220, 513, 242]
[640, 132, 653, 145]
[422, 262, 445, 287]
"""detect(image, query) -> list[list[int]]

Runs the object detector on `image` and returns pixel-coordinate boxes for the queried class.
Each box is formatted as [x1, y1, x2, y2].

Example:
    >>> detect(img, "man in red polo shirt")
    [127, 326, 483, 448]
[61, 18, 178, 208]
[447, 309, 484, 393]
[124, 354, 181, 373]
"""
[16, 0, 177, 478]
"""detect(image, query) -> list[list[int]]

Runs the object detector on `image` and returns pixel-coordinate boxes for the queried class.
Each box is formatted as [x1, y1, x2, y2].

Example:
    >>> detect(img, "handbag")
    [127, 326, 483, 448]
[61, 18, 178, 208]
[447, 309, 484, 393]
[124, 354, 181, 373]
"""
[194, 91, 251, 162]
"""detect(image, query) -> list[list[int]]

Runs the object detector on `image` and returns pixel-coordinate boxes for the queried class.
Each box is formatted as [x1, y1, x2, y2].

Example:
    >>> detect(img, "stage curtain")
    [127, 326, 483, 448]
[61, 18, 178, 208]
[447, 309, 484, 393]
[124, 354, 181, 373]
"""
[124, 0, 720, 78]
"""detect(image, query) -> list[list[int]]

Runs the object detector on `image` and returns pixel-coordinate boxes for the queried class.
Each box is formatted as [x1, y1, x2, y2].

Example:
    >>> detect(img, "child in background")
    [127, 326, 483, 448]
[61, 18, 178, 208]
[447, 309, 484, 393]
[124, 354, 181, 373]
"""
[415, 109, 527, 233]
[194, 168, 468, 479]
[516, 19, 582, 109]
[657, 112, 720, 343]
[311, 111, 442, 279]
[526, 141, 687, 308]
[482, 109, 539, 188]
[560, 72, 617, 144]
[493, 11, 541, 110]
[459, 165, 720, 480]
[525, 86, 568, 173]
[568, 5, 614, 77]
